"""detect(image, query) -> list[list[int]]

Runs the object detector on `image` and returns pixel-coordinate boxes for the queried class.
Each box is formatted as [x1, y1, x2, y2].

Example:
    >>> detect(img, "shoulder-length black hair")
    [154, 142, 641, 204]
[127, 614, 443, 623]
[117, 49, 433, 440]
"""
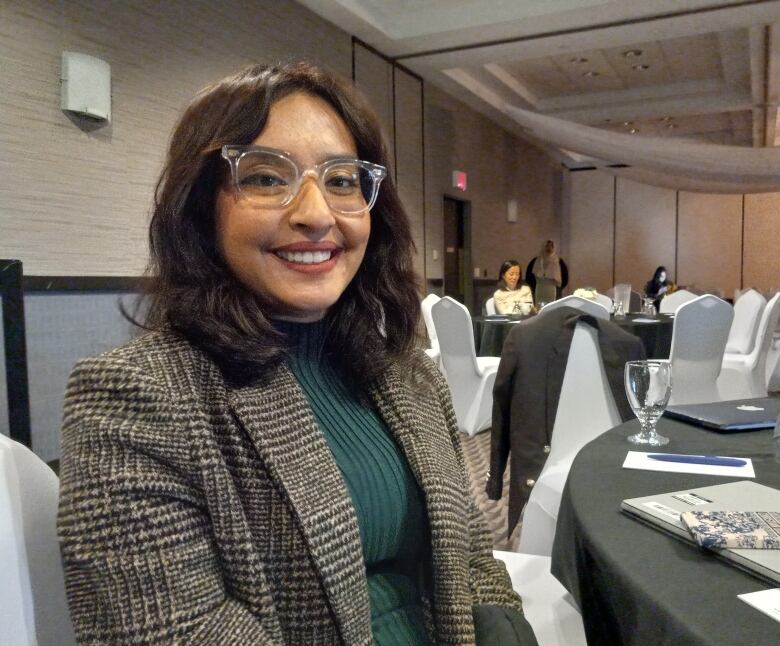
[497, 259, 522, 290]
[135, 61, 420, 386]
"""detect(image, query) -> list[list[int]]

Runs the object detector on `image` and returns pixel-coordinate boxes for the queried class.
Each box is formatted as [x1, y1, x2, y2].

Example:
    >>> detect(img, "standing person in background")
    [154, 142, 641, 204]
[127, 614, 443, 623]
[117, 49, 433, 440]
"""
[645, 266, 669, 312]
[525, 240, 568, 304]
[494, 260, 534, 314]
[57, 61, 537, 645]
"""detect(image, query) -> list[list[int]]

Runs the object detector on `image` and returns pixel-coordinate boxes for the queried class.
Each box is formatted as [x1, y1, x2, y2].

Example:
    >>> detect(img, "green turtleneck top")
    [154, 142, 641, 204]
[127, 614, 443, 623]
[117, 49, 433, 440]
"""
[280, 320, 429, 645]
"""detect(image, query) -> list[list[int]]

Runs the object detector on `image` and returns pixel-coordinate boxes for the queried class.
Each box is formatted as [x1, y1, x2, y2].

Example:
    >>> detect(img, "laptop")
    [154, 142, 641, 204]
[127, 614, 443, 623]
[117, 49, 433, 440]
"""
[621, 480, 780, 585]
[664, 397, 780, 432]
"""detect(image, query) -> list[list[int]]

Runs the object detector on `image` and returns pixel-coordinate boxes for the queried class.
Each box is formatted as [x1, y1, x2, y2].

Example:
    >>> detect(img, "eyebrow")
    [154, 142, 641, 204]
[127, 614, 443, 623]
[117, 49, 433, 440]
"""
[252, 145, 359, 164]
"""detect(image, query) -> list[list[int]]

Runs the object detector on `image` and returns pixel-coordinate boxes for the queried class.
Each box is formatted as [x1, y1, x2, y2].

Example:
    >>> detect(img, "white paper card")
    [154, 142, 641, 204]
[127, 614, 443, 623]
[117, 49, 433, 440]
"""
[631, 318, 661, 323]
[622, 451, 755, 478]
[738, 588, 780, 624]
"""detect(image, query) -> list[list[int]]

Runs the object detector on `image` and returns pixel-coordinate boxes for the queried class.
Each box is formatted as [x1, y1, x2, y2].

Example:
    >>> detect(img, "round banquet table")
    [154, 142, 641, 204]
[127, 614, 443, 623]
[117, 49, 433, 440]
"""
[472, 314, 533, 356]
[610, 313, 674, 359]
[551, 417, 780, 645]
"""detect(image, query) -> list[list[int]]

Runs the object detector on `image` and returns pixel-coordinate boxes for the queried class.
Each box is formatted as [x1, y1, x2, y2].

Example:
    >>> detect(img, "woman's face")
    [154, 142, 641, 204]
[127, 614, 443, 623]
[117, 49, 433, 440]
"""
[545, 240, 555, 254]
[659, 271, 667, 282]
[504, 265, 520, 290]
[215, 92, 370, 322]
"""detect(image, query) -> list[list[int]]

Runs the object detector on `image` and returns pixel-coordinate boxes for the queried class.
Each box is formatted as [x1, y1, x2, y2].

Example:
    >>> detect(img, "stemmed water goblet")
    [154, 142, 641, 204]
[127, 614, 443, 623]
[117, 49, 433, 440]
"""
[624, 360, 672, 446]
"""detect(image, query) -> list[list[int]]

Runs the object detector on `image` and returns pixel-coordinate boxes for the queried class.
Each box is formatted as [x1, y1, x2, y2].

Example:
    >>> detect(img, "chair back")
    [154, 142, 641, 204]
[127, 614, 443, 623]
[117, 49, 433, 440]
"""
[485, 297, 496, 316]
[749, 293, 780, 381]
[431, 297, 480, 378]
[593, 293, 613, 312]
[659, 289, 697, 313]
[0, 435, 75, 646]
[540, 295, 609, 320]
[668, 295, 733, 404]
[421, 293, 440, 351]
[725, 289, 766, 354]
[547, 323, 621, 465]
[629, 290, 643, 313]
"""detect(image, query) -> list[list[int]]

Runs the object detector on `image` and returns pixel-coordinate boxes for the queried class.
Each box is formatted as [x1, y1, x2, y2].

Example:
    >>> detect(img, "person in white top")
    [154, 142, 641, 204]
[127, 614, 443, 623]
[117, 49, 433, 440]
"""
[493, 260, 534, 314]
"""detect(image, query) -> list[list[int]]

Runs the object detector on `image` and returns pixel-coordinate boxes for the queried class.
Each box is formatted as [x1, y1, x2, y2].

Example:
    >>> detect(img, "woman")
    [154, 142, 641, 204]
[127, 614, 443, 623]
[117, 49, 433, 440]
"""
[645, 266, 669, 311]
[525, 240, 568, 304]
[494, 260, 534, 314]
[57, 63, 536, 645]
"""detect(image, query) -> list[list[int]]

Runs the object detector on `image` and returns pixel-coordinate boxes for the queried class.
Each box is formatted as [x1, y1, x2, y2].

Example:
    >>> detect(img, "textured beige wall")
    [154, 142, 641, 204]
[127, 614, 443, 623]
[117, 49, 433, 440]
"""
[565, 170, 615, 293]
[423, 84, 560, 281]
[744, 193, 780, 292]
[614, 177, 677, 290]
[677, 192, 742, 296]
[353, 43, 395, 175]
[0, 0, 351, 275]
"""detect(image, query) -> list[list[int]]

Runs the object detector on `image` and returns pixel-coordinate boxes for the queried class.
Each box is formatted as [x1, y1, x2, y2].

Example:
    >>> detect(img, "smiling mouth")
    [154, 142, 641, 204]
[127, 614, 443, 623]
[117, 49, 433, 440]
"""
[275, 250, 335, 264]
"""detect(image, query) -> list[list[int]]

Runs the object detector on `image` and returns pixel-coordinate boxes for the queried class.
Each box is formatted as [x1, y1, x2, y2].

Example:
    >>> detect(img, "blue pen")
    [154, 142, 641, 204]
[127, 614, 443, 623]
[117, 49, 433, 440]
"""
[647, 454, 746, 467]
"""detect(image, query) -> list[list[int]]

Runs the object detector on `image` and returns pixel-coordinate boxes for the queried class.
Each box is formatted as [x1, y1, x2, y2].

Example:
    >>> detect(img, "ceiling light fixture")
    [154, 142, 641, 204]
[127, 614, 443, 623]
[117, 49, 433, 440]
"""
[623, 121, 633, 126]
[570, 56, 589, 64]
[632, 64, 649, 71]
[661, 116, 673, 122]
[666, 123, 677, 129]
[629, 128, 638, 134]
[623, 49, 643, 58]
[582, 70, 599, 77]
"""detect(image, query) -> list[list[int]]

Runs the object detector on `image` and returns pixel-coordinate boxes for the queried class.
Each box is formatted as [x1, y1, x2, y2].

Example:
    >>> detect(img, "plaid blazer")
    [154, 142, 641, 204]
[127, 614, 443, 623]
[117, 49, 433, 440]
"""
[58, 330, 522, 644]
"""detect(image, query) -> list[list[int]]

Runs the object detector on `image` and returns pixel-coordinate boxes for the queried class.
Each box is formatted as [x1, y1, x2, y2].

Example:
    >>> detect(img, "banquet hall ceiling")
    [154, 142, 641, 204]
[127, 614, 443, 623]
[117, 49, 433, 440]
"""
[298, 0, 780, 166]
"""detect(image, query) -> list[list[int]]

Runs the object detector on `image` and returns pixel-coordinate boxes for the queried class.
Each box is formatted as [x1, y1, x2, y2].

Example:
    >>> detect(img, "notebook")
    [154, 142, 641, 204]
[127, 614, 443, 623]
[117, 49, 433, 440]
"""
[663, 397, 780, 432]
[621, 480, 780, 585]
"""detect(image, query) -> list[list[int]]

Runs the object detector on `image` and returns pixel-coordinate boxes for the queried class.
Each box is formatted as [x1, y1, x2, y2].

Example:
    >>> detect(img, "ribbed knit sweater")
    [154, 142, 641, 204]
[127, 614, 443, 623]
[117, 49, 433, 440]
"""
[280, 320, 428, 645]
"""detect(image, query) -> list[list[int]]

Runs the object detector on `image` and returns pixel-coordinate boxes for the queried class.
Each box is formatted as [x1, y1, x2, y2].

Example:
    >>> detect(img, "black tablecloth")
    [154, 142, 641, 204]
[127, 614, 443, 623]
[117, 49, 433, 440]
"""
[611, 313, 674, 359]
[472, 315, 531, 356]
[551, 418, 780, 645]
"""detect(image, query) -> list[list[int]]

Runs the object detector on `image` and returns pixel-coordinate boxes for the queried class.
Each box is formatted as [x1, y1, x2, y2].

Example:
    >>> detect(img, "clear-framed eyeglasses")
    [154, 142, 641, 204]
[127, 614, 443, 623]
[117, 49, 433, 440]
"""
[221, 145, 387, 216]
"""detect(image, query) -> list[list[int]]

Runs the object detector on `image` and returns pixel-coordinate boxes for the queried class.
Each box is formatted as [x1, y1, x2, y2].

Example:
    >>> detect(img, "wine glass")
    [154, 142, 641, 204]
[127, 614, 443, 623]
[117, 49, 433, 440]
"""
[624, 360, 672, 446]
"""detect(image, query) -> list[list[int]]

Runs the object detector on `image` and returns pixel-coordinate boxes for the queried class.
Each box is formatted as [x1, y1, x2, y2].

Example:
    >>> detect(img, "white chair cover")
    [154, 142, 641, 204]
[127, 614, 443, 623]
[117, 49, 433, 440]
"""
[493, 551, 587, 646]
[540, 295, 610, 320]
[517, 324, 620, 557]
[667, 295, 733, 405]
[0, 435, 75, 646]
[719, 293, 780, 399]
[766, 327, 780, 392]
[485, 297, 497, 316]
[421, 294, 441, 367]
[593, 293, 613, 312]
[724, 289, 766, 355]
[431, 297, 500, 435]
[659, 289, 698, 313]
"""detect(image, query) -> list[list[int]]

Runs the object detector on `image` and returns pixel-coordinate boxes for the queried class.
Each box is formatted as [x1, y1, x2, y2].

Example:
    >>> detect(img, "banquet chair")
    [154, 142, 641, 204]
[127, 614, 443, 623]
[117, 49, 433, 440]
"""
[724, 289, 766, 355]
[493, 551, 586, 646]
[718, 293, 780, 400]
[431, 297, 500, 435]
[540, 295, 609, 320]
[659, 289, 697, 313]
[0, 434, 75, 646]
[766, 327, 780, 392]
[667, 295, 733, 405]
[485, 297, 497, 316]
[517, 323, 620, 557]
[420, 293, 441, 368]
[593, 293, 613, 312]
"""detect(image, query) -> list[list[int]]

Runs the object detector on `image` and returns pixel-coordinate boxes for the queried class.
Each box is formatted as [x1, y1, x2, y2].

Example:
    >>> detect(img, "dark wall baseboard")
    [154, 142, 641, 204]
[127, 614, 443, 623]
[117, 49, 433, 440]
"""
[23, 276, 149, 292]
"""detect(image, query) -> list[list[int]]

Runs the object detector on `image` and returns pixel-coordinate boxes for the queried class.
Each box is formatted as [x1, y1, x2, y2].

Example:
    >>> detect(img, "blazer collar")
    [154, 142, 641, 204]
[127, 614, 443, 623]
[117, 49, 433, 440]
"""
[227, 364, 372, 645]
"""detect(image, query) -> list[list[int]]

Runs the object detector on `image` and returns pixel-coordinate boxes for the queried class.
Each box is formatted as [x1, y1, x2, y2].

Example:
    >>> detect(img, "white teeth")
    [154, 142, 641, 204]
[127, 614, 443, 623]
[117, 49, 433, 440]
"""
[276, 250, 333, 264]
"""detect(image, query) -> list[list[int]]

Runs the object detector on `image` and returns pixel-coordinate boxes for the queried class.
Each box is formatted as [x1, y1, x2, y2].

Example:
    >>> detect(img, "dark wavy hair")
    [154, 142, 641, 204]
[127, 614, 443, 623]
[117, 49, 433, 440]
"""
[651, 266, 668, 285]
[497, 259, 523, 290]
[134, 61, 420, 387]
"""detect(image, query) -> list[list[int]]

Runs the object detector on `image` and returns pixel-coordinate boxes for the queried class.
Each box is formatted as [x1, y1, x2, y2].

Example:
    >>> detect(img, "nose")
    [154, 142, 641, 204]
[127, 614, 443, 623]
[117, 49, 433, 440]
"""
[288, 176, 336, 232]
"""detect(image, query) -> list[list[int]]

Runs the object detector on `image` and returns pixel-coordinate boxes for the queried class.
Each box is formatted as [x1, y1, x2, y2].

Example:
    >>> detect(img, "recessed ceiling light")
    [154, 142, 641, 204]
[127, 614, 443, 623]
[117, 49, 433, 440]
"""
[632, 64, 650, 71]
[622, 121, 633, 126]
[661, 116, 673, 122]
[629, 128, 638, 134]
[666, 123, 677, 129]
[582, 70, 600, 77]
[623, 49, 643, 58]
[570, 56, 589, 64]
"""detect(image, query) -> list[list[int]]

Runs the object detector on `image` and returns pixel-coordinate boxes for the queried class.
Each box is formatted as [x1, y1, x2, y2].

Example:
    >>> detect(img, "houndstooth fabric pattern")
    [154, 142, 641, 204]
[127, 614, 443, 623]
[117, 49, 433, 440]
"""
[58, 330, 523, 645]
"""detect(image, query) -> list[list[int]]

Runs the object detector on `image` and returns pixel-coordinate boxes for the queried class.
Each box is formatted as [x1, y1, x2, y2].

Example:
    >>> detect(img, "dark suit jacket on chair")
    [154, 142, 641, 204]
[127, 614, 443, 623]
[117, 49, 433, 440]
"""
[485, 307, 645, 536]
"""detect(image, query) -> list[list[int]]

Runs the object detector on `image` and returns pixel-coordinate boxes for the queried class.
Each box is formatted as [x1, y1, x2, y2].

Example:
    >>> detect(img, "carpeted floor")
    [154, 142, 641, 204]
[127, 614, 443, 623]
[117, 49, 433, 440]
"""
[459, 429, 520, 551]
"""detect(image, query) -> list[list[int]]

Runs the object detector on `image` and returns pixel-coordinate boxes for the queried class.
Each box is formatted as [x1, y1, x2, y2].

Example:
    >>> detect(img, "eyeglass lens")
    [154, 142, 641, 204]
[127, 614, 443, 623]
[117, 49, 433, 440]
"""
[234, 151, 376, 213]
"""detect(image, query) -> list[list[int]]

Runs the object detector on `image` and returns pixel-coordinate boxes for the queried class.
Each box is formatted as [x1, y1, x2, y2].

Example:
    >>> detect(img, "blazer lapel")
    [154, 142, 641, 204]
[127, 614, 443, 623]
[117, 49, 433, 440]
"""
[369, 363, 475, 645]
[227, 365, 372, 645]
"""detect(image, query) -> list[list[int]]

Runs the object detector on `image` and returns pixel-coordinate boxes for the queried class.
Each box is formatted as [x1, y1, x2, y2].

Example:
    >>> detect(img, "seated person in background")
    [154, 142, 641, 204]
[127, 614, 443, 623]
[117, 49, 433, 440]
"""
[645, 266, 669, 311]
[57, 62, 537, 645]
[494, 259, 534, 314]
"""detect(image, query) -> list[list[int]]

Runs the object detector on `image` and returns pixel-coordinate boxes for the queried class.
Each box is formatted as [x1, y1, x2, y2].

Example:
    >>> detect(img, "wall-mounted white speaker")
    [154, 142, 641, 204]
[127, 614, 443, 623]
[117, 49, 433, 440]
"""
[61, 52, 111, 122]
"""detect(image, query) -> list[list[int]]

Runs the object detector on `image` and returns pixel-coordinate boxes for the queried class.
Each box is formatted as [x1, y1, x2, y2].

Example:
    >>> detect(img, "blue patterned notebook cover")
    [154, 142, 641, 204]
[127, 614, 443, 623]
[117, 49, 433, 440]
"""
[680, 511, 780, 549]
